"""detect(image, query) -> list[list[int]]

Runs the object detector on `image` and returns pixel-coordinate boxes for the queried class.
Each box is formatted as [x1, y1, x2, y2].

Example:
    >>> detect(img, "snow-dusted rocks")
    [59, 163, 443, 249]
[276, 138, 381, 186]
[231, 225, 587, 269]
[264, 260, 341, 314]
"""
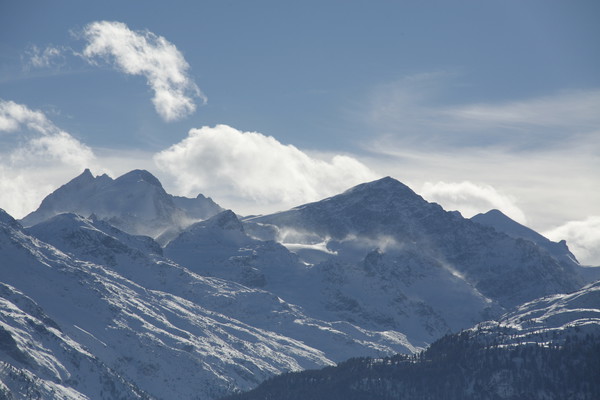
[1, 209, 331, 398]
[0, 283, 151, 400]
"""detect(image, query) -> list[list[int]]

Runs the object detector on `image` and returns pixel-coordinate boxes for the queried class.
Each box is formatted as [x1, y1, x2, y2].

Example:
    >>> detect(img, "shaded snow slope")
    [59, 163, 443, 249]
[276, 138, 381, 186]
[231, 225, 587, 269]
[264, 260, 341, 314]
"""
[472, 208, 600, 281]
[26, 211, 416, 361]
[4, 210, 412, 399]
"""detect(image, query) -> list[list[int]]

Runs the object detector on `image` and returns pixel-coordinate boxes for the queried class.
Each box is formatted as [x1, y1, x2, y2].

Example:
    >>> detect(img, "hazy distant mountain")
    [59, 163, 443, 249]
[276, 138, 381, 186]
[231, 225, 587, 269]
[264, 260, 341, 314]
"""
[20, 169, 223, 238]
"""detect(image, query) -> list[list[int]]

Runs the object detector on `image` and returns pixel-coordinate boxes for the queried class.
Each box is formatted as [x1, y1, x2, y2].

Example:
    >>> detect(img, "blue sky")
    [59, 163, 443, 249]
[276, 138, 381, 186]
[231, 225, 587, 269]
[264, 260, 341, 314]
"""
[1, 1, 599, 263]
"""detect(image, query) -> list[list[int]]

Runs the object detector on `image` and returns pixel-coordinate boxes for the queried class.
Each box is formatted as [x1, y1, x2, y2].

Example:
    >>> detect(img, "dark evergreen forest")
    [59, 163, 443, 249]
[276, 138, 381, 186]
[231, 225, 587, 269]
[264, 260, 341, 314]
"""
[222, 330, 600, 400]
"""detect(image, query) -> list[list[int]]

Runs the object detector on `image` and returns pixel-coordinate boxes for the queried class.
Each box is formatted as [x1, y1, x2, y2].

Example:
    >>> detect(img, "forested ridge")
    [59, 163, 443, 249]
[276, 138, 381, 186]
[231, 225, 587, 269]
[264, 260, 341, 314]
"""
[223, 329, 600, 400]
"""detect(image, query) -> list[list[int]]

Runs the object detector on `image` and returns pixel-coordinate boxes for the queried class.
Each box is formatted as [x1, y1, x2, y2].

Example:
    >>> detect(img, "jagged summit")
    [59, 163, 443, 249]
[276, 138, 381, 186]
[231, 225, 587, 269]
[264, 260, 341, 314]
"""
[78, 167, 93, 179]
[290, 176, 421, 212]
[20, 168, 224, 237]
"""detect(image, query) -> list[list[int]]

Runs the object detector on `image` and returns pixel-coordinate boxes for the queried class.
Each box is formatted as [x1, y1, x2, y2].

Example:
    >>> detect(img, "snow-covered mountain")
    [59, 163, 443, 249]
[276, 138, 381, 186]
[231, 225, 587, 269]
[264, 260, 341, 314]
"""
[2, 171, 596, 398]
[0, 281, 151, 400]
[246, 177, 585, 308]
[20, 169, 223, 238]
[471, 208, 600, 281]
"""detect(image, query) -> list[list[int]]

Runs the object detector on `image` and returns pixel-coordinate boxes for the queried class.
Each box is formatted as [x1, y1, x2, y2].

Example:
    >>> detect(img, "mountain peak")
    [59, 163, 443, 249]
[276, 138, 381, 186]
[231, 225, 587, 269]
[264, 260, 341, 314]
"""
[346, 176, 412, 193]
[79, 168, 94, 179]
[66, 168, 101, 187]
[114, 169, 163, 188]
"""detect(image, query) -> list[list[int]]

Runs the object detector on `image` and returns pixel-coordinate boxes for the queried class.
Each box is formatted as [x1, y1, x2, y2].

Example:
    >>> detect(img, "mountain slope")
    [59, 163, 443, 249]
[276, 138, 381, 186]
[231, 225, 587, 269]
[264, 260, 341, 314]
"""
[166, 210, 499, 348]
[477, 279, 600, 343]
[25, 211, 416, 361]
[0, 209, 356, 399]
[0, 282, 151, 400]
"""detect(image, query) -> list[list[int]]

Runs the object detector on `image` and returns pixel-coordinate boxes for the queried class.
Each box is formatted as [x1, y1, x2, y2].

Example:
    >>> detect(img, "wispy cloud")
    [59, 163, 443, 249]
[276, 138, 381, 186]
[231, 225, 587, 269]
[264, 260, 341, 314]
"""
[0, 99, 97, 218]
[154, 124, 379, 214]
[367, 73, 600, 150]
[444, 90, 600, 131]
[544, 216, 600, 266]
[80, 21, 204, 122]
[23, 45, 67, 69]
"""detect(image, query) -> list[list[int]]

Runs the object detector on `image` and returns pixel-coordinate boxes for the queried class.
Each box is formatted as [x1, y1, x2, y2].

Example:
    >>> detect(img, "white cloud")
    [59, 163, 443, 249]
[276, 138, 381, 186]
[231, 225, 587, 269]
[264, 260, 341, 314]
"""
[544, 217, 600, 266]
[154, 124, 379, 214]
[418, 181, 527, 223]
[81, 21, 203, 122]
[0, 99, 97, 218]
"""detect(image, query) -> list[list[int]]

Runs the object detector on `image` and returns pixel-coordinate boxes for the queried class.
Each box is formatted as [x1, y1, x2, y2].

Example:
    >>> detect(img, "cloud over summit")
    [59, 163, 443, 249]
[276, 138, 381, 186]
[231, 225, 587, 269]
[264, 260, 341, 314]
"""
[154, 124, 379, 213]
[419, 181, 527, 224]
[81, 21, 203, 121]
